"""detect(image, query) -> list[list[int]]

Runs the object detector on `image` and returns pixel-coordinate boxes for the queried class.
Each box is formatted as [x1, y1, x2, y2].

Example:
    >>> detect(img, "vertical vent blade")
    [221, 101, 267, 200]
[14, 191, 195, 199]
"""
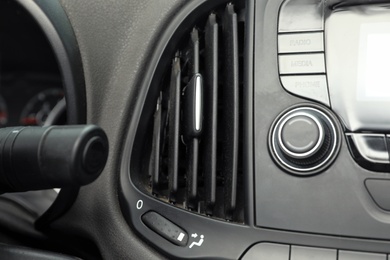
[150, 94, 162, 193]
[203, 13, 219, 214]
[190, 28, 200, 74]
[186, 139, 199, 209]
[185, 29, 201, 209]
[168, 57, 181, 202]
[222, 4, 239, 219]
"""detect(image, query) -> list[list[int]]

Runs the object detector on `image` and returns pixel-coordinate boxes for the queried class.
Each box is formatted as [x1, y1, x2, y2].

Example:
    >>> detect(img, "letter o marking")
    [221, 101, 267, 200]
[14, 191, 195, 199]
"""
[136, 200, 143, 210]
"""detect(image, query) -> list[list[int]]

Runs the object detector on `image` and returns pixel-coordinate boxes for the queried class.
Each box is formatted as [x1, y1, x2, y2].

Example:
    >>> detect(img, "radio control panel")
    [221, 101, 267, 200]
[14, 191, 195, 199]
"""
[277, 0, 390, 172]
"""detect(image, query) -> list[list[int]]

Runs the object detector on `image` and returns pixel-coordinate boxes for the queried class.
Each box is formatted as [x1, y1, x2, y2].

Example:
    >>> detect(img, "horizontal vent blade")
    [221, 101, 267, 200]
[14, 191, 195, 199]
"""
[168, 57, 181, 202]
[222, 4, 239, 219]
[203, 13, 219, 214]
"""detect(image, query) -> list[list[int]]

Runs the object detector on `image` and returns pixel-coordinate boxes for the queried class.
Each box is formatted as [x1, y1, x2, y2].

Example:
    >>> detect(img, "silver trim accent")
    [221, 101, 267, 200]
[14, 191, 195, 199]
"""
[195, 75, 202, 132]
[347, 133, 390, 164]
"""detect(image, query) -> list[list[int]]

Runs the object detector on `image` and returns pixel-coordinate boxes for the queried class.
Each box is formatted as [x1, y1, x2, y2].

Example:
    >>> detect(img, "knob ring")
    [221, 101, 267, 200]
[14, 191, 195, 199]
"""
[269, 104, 341, 176]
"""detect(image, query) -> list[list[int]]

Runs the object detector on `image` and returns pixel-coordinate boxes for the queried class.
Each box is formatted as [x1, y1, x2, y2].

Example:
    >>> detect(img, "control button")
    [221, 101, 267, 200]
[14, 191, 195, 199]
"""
[142, 211, 188, 246]
[280, 75, 330, 106]
[279, 54, 326, 74]
[339, 250, 387, 260]
[365, 179, 390, 211]
[278, 32, 324, 53]
[241, 243, 289, 260]
[279, 113, 324, 159]
[348, 134, 389, 164]
[279, 0, 324, 33]
[291, 246, 337, 260]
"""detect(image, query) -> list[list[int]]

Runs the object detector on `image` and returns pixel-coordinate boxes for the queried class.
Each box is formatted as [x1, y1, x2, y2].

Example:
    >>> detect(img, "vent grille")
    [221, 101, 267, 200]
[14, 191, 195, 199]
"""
[141, 3, 245, 223]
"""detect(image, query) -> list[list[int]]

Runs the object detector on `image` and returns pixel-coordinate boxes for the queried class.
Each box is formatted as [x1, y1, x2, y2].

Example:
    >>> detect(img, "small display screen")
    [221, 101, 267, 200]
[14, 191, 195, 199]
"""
[326, 4, 390, 131]
[358, 22, 390, 100]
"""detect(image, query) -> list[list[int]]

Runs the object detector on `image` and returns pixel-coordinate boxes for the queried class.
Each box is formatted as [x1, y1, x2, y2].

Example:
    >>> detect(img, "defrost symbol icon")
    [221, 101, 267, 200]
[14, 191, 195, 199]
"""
[189, 234, 204, 249]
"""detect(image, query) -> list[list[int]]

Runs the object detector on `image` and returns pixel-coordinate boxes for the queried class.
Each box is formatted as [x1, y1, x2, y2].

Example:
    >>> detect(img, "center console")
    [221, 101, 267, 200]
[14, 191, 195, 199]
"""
[257, 0, 390, 245]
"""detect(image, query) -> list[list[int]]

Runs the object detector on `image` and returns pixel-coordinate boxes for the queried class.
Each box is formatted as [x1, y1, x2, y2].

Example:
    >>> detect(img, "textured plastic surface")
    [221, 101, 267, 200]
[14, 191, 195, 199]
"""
[338, 251, 387, 260]
[241, 243, 289, 260]
[365, 179, 390, 211]
[0, 243, 78, 260]
[291, 246, 336, 260]
[52, 0, 192, 259]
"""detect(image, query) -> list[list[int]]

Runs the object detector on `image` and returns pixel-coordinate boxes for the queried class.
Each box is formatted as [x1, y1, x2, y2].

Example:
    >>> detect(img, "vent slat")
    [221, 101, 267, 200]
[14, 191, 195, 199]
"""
[222, 4, 239, 219]
[168, 57, 181, 202]
[203, 13, 219, 214]
[186, 139, 199, 209]
[190, 29, 200, 74]
[150, 94, 162, 193]
[185, 29, 201, 209]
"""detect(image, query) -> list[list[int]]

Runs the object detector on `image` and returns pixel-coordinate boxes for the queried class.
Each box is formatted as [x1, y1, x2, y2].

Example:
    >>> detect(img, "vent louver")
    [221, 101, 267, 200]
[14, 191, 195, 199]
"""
[140, 3, 246, 223]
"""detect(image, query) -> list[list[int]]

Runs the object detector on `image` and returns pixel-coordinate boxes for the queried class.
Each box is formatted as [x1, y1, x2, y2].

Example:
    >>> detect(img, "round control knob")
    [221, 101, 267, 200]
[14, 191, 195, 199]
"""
[279, 113, 324, 159]
[269, 105, 340, 175]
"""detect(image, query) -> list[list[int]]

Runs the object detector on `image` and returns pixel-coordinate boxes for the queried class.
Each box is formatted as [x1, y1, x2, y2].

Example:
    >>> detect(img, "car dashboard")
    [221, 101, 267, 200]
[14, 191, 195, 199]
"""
[2, 0, 390, 259]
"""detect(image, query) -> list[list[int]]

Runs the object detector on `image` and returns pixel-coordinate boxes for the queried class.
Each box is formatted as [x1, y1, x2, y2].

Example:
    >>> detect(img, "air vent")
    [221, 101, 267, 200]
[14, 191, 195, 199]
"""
[134, 2, 246, 223]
